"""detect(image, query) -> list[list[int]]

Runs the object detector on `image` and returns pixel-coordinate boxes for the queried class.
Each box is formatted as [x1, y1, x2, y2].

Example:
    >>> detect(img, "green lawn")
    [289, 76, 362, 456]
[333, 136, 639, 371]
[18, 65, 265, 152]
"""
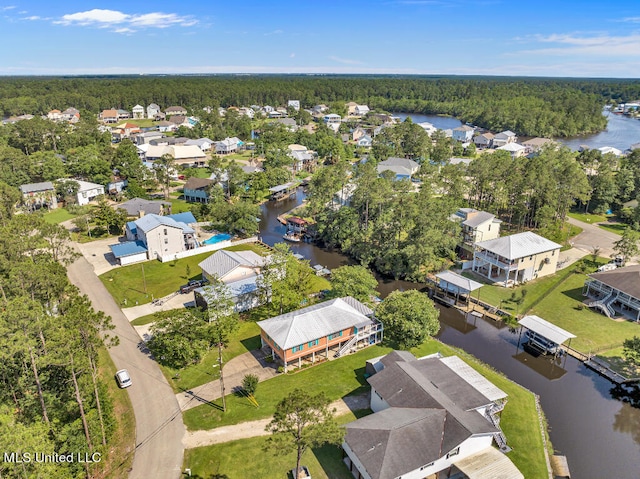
[598, 223, 626, 235]
[41, 208, 77, 224]
[183, 412, 361, 479]
[168, 198, 193, 213]
[99, 251, 212, 306]
[162, 321, 262, 393]
[567, 211, 625, 236]
[183, 339, 548, 479]
[530, 271, 640, 354]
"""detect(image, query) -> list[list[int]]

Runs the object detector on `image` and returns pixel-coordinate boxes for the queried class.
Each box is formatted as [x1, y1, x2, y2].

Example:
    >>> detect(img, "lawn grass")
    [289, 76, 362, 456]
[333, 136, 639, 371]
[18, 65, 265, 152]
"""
[183, 412, 359, 479]
[161, 320, 262, 393]
[168, 198, 193, 213]
[96, 347, 135, 479]
[567, 211, 625, 236]
[99, 251, 212, 306]
[530, 271, 640, 354]
[567, 211, 610, 224]
[598, 223, 626, 235]
[183, 339, 548, 479]
[41, 207, 77, 224]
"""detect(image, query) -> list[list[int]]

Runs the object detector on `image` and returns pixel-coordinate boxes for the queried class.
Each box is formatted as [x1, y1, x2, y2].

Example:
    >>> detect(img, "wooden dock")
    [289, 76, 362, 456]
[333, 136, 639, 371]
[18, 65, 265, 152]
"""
[583, 356, 630, 385]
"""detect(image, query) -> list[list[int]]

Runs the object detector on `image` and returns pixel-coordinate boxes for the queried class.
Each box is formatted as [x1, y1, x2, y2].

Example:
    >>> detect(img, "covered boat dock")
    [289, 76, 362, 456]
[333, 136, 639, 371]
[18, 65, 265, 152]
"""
[518, 315, 576, 357]
[434, 270, 483, 310]
[268, 181, 298, 201]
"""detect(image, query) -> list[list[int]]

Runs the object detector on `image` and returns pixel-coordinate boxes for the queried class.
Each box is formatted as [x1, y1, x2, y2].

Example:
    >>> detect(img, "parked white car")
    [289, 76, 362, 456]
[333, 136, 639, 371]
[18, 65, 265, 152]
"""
[115, 369, 132, 388]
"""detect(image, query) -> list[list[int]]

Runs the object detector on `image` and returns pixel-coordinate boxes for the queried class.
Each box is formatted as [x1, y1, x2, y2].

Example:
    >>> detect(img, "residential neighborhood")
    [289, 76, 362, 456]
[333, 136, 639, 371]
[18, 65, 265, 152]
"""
[3, 76, 640, 479]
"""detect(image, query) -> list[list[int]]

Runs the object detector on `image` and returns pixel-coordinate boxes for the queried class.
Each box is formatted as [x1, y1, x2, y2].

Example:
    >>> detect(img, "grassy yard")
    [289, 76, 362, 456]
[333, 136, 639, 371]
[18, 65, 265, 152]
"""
[183, 339, 548, 479]
[99, 251, 212, 306]
[529, 271, 640, 354]
[567, 211, 609, 224]
[183, 411, 362, 479]
[41, 207, 77, 224]
[161, 320, 262, 393]
[567, 211, 625, 235]
[168, 198, 193, 213]
[598, 222, 626, 235]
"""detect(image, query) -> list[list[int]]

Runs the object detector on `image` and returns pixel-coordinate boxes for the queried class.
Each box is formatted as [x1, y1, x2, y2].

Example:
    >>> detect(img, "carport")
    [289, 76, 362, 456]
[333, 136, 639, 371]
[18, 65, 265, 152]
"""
[435, 270, 483, 308]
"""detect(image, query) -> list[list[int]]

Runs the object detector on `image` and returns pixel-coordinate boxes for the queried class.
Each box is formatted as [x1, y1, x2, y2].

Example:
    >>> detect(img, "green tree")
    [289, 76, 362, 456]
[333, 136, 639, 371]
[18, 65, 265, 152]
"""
[147, 310, 209, 369]
[613, 228, 640, 265]
[153, 153, 176, 199]
[92, 198, 127, 235]
[242, 373, 259, 396]
[328, 265, 378, 303]
[265, 389, 344, 479]
[623, 336, 640, 367]
[0, 181, 20, 225]
[375, 289, 440, 349]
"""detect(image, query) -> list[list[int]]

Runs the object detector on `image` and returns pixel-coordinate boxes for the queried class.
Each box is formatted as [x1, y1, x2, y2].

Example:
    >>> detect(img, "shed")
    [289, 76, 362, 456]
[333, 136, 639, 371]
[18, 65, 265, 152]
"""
[110, 241, 148, 265]
[518, 315, 576, 355]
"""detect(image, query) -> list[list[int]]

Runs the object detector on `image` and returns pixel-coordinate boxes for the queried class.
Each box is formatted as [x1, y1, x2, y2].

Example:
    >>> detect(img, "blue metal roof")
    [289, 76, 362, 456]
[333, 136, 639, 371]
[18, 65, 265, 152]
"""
[167, 211, 197, 224]
[126, 221, 137, 236]
[110, 241, 148, 258]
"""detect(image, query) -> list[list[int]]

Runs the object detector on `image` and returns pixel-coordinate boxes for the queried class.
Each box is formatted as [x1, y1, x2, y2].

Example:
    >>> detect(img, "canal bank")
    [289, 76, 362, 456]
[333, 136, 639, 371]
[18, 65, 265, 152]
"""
[260, 188, 640, 479]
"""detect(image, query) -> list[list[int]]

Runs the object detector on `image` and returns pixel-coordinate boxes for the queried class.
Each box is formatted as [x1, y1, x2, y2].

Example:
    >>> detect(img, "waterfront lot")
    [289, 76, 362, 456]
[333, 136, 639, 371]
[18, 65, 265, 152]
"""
[182, 339, 549, 479]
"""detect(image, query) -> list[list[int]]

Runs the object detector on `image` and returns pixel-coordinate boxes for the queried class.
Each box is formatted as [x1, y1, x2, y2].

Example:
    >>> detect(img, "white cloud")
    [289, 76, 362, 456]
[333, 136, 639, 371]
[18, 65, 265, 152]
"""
[264, 29, 283, 36]
[23, 15, 40, 20]
[1, 5, 16, 11]
[621, 17, 640, 23]
[518, 32, 640, 57]
[55, 8, 197, 32]
[329, 56, 364, 65]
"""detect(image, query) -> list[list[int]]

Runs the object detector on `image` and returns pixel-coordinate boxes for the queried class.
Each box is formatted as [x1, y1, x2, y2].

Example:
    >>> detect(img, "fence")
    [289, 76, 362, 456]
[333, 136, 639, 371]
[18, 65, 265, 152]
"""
[158, 236, 258, 263]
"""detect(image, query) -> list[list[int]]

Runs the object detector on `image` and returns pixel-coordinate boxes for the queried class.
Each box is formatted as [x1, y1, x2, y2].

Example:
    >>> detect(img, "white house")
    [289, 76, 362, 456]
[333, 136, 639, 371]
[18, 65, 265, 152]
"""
[452, 125, 474, 142]
[323, 113, 341, 124]
[132, 104, 145, 119]
[497, 142, 527, 159]
[123, 212, 197, 261]
[147, 103, 162, 119]
[493, 130, 517, 148]
[287, 100, 300, 111]
[185, 138, 214, 152]
[452, 208, 502, 259]
[215, 137, 239, 155]
[357, 135, 373, 148]
[473, 231, 561, 286]
[376, 157, 420, 180]
[74, 180, 105, 206]
[343, 351, 522, 479]
[474, 132, 494, 148]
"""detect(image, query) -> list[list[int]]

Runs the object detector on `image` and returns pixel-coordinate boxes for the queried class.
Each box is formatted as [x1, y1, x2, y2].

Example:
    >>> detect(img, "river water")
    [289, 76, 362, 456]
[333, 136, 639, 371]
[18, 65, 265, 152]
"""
[393, 111, 640, 152]
[259, 190, 640, 479]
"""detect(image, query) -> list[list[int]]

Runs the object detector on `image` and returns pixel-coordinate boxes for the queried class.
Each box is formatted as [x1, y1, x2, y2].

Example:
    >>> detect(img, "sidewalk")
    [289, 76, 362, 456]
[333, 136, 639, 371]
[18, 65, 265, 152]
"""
[177, 349, 278, 411]
[182, 392, 370, 449]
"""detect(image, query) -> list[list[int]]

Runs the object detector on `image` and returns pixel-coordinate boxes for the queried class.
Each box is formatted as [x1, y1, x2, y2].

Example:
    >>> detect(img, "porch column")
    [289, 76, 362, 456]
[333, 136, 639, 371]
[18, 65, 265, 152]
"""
[298, 357, 301, 369]
[312, 351, 315, 363]
[326, 342, 329, 359]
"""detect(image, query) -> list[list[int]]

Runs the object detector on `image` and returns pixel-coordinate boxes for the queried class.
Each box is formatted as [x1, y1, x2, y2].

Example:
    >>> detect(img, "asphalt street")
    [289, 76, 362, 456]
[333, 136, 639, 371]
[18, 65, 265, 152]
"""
[67, 256, 185, 479]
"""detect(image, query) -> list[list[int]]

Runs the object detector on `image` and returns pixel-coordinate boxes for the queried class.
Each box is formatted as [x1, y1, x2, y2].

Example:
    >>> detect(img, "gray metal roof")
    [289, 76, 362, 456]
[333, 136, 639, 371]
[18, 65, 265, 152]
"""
[19, 181, 55, 194]
[257, 297, 375, 349]
[436, 270, 483, 293]
[379, 157, 419, 171]
[198, 250, 265, 280]
[462, 211, 500, 229]
[475, 231, 561, 260]
[589, 265, 640, 300]
[439, 356, 507, 402]
[518, 315, 576, 345]
[117, 198, 169, 216]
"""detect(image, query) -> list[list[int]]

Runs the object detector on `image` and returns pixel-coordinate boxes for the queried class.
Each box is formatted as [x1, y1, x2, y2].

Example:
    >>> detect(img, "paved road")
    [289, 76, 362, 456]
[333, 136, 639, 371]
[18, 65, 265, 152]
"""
[67, 256, 185, 479]
[566, 216, 621, 258]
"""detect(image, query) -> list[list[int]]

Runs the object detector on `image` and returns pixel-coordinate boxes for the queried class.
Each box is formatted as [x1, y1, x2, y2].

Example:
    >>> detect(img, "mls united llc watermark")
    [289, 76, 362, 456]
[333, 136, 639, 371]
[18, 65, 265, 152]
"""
[3, 452, 102, 463]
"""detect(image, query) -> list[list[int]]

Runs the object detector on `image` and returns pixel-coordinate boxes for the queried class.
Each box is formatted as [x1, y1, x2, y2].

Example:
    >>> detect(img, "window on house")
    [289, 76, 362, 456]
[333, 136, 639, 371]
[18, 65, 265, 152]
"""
[164, 238, 168, 244]
[164, 228, 168, 235]
[488, 224, 491, 231]
[529, 255, 533, 260]
[552, 250, 555, 256]
[308, 339, 319, 348]
[420, 463, 434, 471]
[446, 447, 460, 459]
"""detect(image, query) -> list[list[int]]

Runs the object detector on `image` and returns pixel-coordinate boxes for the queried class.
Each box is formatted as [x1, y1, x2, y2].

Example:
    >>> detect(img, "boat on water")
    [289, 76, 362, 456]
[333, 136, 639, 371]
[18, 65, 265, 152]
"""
[283, 231, 302, 242]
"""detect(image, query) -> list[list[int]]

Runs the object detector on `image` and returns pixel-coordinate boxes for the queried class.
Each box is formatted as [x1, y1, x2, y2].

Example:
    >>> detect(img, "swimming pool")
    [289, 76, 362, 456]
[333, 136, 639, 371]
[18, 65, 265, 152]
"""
[202, 233, 232, 245]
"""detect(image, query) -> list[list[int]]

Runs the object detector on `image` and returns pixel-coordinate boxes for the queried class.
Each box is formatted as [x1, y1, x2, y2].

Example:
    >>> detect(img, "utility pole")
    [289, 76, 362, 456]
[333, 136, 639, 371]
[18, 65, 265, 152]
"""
[218, 343, 226, 412]
[141, 263, 147, 294]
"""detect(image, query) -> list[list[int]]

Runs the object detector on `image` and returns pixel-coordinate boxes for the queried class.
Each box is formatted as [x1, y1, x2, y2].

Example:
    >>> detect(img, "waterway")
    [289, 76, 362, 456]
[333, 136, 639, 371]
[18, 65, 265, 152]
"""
[260, 190, 640, 479]
[394, 111, 640, 152]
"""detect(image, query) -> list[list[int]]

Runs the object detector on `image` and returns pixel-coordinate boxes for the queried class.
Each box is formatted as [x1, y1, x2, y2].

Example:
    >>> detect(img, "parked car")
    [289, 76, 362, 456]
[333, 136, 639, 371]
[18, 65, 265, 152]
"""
[115, 369, 132, 388]
[597, 263, 618, 272]
[179, 278, 209, 294]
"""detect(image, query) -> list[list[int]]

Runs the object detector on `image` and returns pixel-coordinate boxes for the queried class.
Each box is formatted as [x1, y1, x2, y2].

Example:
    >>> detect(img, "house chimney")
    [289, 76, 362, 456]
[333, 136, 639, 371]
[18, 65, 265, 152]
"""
[138, 209, 145, 218]
[465, 210, 478, 220]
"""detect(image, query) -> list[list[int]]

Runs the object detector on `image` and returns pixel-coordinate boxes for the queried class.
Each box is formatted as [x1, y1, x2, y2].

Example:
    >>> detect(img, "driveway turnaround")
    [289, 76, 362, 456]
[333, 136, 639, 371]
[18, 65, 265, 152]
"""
[67, 255, 185, 479]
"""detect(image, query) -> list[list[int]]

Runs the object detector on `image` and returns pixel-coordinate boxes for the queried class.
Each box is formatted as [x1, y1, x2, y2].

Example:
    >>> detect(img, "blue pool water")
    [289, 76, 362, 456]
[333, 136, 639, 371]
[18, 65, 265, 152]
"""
[202, 233, 232, 245]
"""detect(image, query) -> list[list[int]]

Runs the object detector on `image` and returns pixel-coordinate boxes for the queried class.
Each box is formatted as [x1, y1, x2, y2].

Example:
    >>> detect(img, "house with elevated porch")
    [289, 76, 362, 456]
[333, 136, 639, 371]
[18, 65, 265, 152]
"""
[583, 265, 640, 321]
[342, 351, 522, 479]
[472, 232, 560, 287]
[258, 297, 383, 372]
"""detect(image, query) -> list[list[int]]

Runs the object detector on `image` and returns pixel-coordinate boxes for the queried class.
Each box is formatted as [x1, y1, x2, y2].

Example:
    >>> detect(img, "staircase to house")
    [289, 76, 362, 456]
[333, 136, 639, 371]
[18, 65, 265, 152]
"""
[485, 402, 510, 452]
[334, 335, 358, 358]
[586, 292, 615, 318]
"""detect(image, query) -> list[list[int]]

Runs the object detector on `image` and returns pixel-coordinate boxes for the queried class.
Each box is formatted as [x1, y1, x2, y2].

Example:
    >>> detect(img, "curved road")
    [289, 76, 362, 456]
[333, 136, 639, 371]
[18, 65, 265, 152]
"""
[67, 256, 185, 479]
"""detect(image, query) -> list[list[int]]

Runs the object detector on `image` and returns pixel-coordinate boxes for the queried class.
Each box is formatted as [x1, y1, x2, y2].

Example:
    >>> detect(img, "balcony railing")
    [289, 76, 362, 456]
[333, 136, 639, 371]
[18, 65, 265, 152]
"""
[475, 251, 518, 271]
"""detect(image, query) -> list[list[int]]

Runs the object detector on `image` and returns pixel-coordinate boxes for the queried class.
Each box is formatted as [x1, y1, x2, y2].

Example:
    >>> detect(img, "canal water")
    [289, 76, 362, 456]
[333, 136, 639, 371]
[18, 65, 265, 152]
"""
[260, 190, 640, 479]
[394, 111, 640, 152]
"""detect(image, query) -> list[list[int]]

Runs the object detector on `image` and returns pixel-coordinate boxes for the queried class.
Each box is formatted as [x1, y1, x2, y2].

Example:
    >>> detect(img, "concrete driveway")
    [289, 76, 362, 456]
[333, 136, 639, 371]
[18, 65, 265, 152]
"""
[75, 236, 123, 276]
[567, 216, 621, 258]
[177, 350, 278, 411]
[67, 255, 185, 479]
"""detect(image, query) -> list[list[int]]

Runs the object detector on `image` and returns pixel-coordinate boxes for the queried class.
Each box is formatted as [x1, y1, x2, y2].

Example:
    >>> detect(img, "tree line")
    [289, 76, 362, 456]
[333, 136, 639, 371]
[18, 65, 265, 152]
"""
[0, 75, 631, 136]
[0, 214, 119, 479]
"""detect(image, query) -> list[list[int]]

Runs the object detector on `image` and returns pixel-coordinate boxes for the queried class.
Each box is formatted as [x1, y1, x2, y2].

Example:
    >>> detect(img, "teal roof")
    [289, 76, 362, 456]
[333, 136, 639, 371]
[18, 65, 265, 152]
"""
[110, 241, 148, 258]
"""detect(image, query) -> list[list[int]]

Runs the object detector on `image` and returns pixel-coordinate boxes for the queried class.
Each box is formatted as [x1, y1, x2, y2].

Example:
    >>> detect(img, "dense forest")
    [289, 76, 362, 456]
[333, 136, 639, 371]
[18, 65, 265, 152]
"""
[2, 75, 638, 137]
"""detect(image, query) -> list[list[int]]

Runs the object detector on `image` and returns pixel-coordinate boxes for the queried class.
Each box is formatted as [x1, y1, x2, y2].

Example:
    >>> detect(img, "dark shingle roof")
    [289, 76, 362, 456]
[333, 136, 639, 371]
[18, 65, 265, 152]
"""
[589, 265, 640, 300]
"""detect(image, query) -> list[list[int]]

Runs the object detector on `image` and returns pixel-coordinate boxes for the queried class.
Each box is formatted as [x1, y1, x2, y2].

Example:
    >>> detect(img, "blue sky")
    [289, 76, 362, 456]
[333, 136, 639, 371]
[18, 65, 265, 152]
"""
[1, 1, 639, 77]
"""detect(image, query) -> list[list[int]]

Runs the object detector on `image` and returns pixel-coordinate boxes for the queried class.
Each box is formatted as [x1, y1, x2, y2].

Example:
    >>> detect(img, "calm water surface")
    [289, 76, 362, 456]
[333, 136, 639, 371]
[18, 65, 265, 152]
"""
[396, 111, 640, 152]
[260, 190, 640, 479]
